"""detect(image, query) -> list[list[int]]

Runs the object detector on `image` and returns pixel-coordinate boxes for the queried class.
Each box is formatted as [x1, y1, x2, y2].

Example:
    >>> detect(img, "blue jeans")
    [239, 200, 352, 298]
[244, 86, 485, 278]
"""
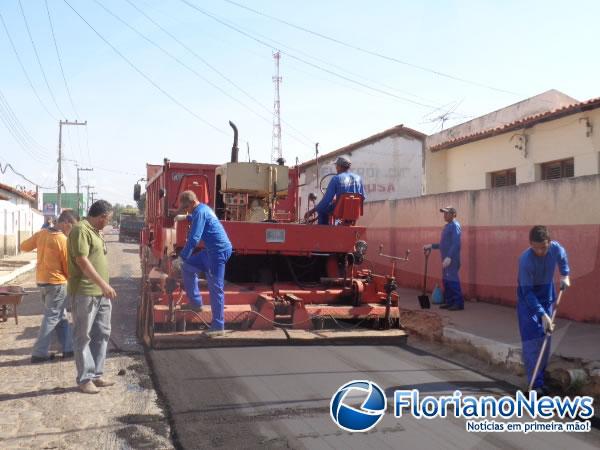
[71, 295, 112, 385]
[182, 247, 232, 331]
[32, 284, 72, 358]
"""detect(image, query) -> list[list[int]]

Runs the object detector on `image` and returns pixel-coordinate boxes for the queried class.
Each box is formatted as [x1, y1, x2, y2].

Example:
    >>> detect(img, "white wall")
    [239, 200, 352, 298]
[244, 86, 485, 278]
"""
[299, 134, 424, 213]
[0, 200, 44, 256]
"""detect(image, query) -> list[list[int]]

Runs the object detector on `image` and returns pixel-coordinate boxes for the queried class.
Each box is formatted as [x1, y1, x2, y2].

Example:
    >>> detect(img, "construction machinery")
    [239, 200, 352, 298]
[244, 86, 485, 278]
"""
[118, 213, 144, 243]
[136, 122, 408, 348]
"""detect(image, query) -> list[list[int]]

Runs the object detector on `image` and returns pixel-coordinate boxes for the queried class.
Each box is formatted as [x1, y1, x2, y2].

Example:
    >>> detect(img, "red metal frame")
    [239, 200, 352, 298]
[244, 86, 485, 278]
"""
[140, 160, 399, 335]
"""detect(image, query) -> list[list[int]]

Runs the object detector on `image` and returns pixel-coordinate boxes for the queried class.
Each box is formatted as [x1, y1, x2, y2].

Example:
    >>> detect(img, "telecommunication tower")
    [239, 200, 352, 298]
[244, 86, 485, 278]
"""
[271, 51, 282, 163]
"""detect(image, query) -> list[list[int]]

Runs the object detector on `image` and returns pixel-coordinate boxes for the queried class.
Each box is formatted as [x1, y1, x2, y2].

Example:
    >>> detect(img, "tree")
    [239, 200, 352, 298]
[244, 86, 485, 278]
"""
[136, 193, 146, 216]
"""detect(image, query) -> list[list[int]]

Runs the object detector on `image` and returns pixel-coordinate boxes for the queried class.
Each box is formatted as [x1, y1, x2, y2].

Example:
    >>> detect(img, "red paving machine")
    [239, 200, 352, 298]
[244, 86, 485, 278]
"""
[136, 123, 408, 348]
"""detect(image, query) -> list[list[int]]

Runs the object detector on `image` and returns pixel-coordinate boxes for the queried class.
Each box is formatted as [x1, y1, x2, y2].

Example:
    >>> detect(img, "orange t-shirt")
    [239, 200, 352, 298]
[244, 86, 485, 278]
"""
[20, 229, 68, 284]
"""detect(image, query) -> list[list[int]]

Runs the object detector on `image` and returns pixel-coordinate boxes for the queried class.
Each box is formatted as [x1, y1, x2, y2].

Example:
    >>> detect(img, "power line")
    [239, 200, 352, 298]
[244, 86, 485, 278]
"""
[17, 0, 67, 118]
[61, 155, 144, 177]
[221, 0, 521, 96]
[0, 11, 56, 120]
[0, 89, 53, 156]
[93, 0, 313, 148]
[0, 162, 54, 189]
[45, 0, 79, 117]
[178, 0, 440, 110]
[84, 127, 93, 166]
[62, 0, 229, 137]
[138, 4, 423, 109]
[0, 89, 53, 161]
[218, 1, 445, 107]
[46, 23, 87, 166]
[123, 0, 315, 146]
[92, 0, 270, 135]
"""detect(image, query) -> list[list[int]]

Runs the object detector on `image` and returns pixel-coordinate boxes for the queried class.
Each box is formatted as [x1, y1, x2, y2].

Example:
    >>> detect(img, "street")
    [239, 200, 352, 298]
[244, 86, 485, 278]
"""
[0, 232, 172, 449]
[92, 236, 598, 450]
[1, 2, 599, 448]
[4, 231, 598, 449]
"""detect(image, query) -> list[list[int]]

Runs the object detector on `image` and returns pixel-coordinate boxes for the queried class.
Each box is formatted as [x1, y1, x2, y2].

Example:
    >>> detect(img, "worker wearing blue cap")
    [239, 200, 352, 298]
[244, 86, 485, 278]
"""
[304, 156, 365, 225]
[517, 225, 570, 394]
[424, 206, 464, 311]
[174, 190, 232, 337]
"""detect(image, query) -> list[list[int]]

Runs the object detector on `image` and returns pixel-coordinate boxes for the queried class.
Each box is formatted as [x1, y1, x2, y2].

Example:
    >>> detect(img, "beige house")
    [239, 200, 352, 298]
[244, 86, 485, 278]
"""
[425, 91, 600, 194]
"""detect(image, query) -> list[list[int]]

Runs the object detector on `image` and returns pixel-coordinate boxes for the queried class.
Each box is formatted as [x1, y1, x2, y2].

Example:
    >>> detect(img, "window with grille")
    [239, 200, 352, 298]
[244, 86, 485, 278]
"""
[541, 158, 574, 180]
[491, 168, 516, 188]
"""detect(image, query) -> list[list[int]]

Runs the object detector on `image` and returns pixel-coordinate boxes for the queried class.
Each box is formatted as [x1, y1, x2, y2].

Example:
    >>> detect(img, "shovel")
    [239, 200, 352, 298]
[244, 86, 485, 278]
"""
[418, 248, 431, 309]
[527, 287, 565, 392]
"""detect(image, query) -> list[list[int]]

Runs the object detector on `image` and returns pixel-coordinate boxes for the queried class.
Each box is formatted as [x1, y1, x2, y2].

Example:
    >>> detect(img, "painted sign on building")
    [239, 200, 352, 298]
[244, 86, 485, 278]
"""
[42, 193, 85, 218]
[299, 131, 424, 212]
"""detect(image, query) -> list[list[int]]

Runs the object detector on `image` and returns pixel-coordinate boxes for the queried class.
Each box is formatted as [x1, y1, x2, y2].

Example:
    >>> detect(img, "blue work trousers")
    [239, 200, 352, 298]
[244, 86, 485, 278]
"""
[182, 247, 232, 331]
[442, 265, 464, 308]
[32, 284, 73, 358]
[517, 301, 552, 389]
[317, 203, 335, 225]
[71, 295, 112, 385]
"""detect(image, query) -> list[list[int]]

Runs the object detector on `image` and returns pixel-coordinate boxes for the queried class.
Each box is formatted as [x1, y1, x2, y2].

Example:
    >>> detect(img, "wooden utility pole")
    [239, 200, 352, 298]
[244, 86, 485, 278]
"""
[82, 185, 94, 213]
[57, 120, 87, 212]
[76, 166, 93, 218]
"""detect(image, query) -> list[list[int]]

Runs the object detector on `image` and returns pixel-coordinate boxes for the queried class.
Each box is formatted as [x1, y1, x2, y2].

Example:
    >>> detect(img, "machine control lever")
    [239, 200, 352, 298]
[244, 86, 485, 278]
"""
[378, 245, 410, 262]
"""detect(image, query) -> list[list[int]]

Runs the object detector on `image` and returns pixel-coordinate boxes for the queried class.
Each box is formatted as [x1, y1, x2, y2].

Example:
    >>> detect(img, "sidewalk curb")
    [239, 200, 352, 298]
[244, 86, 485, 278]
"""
[0, 260, 37, 285]
[442, 326, 524, 371]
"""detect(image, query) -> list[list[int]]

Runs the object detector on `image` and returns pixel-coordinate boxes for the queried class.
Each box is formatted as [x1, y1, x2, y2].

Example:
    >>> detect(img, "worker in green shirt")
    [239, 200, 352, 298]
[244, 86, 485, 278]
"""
[68, 200, 117, 394]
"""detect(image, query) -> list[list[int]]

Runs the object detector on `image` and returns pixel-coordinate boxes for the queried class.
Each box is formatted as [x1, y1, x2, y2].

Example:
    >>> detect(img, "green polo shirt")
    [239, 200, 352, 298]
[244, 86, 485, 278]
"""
[67, 219, 109, 296]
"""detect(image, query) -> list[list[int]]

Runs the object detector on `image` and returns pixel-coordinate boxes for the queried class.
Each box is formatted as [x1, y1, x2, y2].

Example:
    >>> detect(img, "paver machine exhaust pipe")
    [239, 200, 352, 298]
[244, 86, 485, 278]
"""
[137, 122, 411, 347]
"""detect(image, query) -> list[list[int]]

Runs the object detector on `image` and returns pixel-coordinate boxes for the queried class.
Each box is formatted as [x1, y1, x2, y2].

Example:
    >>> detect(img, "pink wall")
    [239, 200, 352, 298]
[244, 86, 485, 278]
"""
[361, 176, 600, 323]
[365, 225, 600, 322]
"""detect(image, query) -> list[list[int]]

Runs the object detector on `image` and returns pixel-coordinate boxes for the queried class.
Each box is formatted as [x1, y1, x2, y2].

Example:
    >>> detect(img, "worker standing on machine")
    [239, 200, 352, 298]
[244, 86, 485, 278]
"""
[304, 156, 365, 225]
[517, 225, 570, 395]
[175, 191, 232, 336]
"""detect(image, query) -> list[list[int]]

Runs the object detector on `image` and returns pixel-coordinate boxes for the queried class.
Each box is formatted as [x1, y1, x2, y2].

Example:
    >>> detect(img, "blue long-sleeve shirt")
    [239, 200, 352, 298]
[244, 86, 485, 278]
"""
[315, 171, 365, 214]
[517, 241, 570, 319]
[180, 204, 232, 260]
[432, 219, 461, 264]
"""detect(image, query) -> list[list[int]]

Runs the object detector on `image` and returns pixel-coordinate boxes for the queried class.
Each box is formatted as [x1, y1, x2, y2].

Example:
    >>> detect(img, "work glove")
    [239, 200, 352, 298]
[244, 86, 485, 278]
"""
[560, 275, 570, 290]
[174, 214, 188, 222]
[541, 313, 554, 334]
[442, 257, 452, 269]
[423, 244, 432, 251]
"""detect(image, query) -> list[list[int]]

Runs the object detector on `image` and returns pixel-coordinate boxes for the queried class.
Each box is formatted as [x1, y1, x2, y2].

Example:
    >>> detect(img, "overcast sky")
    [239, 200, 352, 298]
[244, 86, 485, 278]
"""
[1, 0, 598, 206]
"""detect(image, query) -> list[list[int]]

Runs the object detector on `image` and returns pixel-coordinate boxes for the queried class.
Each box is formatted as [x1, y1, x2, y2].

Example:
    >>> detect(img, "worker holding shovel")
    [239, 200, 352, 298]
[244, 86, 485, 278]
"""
[424, 206, 464, 311]
[517, 225, 570, 395]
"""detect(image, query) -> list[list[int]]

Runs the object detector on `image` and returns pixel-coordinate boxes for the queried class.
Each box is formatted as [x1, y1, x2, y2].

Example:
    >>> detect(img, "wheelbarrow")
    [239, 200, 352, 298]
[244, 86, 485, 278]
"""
[0, 285, 26, 325]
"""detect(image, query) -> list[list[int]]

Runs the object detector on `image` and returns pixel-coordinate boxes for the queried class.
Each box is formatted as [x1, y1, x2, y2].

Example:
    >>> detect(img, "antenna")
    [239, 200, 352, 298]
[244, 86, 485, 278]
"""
[271, 50, 282, 163]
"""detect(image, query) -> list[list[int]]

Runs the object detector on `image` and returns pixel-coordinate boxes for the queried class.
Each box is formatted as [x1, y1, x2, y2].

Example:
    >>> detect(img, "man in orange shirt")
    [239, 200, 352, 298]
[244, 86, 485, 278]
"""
[21, 210, 78, 363]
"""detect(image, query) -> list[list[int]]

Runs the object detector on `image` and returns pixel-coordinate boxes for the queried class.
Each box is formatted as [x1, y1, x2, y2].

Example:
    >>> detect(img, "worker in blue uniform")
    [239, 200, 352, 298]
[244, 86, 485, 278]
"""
[304, 156, 365, 225]
[517, 225, 570, 394]
[424, 206, 464, 311]
[174, 190, 232, 336]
